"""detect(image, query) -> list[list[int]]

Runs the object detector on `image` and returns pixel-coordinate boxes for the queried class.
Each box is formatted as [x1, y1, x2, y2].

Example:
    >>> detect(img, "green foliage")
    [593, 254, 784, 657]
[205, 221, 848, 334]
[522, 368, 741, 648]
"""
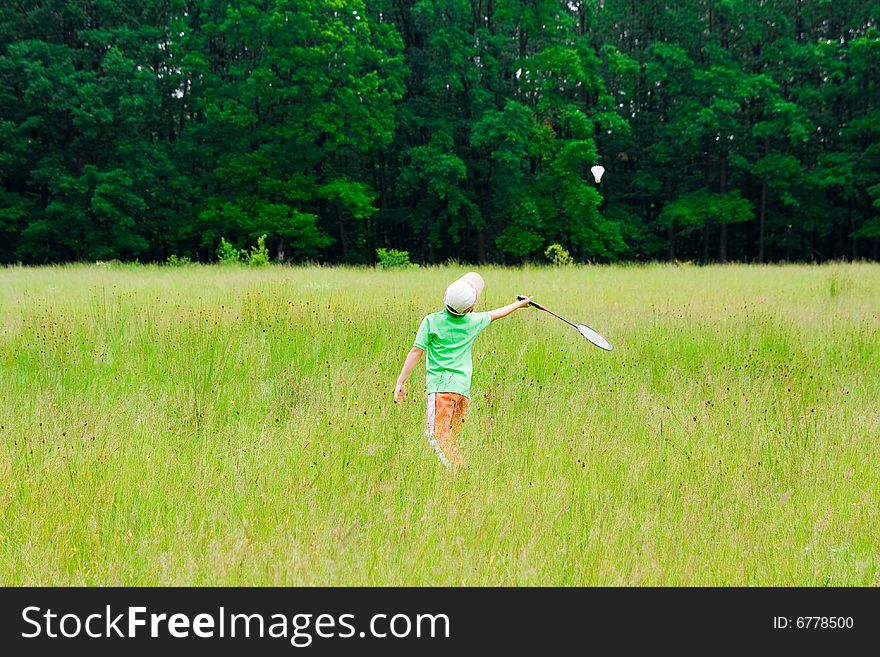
[166, 254, 191, 266]
[0, 1, 877, 264]
[659, 190, 755, 230]
[216, 238, 242, 265]
[854, 217, 880, 239]
[199, 202, 332, 261]
[318, 179, 378, 221]
[544, 244, 572, 266]
[752, 155, 805, 191]
[244, 234, 270, 267]
[375, 248, 417, 269]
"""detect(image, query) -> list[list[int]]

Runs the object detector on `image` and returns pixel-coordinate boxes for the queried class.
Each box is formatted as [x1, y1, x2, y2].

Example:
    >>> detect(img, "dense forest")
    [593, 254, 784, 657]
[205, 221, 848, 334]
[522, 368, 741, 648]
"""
[1, 1, 878, 265]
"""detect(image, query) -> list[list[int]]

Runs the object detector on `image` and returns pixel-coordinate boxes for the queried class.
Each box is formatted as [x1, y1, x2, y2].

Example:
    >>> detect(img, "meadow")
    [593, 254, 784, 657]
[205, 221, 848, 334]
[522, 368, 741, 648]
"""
[0, 262, 878, 586]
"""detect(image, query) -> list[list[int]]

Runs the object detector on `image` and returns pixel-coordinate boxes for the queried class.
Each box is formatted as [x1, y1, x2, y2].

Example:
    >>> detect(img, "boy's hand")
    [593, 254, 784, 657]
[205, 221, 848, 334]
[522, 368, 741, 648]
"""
[515, 295, 532, 309]
[394, 382, 407, 404]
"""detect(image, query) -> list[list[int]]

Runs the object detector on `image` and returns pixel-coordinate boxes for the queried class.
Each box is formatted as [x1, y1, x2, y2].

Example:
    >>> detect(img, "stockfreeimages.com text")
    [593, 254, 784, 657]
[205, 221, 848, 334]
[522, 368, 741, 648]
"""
[22, 606, 450, 647]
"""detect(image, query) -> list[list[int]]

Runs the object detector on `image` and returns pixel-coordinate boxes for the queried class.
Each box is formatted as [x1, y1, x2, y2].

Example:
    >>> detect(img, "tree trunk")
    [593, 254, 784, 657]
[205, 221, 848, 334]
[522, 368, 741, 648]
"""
[477, 228, 487, 263]
[834, 215, 846, 258]
[850, 202, 856, 261]
[718, 149, 728, 263]
[703, 224, 710, 263]
[758, 179, 767, 263]
[337, 207, 348, 262]
[668, 224, 675, 261]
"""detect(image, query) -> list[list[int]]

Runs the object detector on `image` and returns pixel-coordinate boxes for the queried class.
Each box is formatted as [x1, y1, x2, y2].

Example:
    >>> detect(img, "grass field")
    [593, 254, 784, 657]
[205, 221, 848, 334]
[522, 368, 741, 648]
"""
[1, 262, 878, 586]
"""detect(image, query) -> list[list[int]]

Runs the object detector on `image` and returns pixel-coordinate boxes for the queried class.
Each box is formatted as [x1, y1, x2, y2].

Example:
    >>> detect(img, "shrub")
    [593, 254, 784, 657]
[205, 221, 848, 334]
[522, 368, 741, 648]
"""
[166, 254, 191, 266]
[376, 248, 418, 269]
[217, 237, 242, 264]
[244, 234, 270, 267]
[544, 243, 573, 266]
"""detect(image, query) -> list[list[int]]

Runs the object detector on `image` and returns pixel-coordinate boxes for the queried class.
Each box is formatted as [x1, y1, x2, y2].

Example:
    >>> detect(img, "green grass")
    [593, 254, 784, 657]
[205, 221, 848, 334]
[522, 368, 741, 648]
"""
[1, 262, 878, 585]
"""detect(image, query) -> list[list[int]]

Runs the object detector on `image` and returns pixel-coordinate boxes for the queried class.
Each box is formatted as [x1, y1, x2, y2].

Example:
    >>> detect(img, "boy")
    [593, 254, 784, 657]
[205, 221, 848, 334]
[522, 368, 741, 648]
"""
[393, 272, 531, 468]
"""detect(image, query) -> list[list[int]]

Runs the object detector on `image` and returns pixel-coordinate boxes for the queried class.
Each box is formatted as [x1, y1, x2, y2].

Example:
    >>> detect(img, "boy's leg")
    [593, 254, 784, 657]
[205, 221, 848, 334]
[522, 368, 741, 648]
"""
[426, 392, 465, 468]
[444, 393, 471, 466]
[452, 394, 470, 438]
[425, 393, 452, 468]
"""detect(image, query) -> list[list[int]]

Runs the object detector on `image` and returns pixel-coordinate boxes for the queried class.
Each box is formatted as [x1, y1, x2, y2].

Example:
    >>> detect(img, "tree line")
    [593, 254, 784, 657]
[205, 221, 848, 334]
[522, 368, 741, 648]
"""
[1, 0, 878, 265]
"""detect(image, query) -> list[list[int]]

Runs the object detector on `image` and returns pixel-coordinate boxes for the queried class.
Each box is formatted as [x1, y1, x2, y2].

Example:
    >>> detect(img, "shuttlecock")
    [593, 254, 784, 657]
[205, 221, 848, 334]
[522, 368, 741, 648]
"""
[591, 165, 605, 183]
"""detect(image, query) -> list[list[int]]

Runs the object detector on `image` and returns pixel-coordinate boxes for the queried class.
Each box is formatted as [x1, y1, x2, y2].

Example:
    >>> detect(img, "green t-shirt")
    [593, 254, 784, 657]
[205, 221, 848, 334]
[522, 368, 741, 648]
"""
[413, 309, 492, 398]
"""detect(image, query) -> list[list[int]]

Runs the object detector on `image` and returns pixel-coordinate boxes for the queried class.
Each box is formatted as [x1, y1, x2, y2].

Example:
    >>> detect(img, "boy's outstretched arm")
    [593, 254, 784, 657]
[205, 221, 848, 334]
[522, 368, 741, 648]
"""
[489, 296, 532, 322]
[394, 347, 424, 404]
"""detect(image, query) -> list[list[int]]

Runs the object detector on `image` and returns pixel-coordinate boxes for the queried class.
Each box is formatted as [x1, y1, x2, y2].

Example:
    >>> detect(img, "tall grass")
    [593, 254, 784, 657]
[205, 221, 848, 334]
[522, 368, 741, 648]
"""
[1, 263, 878, 585]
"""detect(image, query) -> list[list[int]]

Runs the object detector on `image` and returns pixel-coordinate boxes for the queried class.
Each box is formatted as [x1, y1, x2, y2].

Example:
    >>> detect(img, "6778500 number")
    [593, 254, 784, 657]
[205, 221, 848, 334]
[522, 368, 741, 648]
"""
[773, 617, 853, 629]
[797, 617, 853, 629]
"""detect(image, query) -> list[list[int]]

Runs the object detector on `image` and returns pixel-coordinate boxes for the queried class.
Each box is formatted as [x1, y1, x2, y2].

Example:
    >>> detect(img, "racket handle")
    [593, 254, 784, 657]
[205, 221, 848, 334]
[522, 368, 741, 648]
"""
[516, 295, 542, 309]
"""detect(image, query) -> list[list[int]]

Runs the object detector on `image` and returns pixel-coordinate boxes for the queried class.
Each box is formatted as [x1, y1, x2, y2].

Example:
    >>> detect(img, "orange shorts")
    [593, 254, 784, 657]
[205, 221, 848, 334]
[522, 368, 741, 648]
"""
[425, 392, 469, 468]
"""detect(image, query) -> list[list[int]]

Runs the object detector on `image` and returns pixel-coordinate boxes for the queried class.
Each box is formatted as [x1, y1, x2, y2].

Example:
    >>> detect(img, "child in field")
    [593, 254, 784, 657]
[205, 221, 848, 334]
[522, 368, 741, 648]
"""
[393, 272, 531, 468]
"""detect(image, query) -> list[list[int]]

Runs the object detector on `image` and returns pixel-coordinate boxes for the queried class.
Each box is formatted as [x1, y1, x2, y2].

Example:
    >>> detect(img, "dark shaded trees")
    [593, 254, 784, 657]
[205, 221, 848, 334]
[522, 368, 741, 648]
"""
[0, 1, 877, 264]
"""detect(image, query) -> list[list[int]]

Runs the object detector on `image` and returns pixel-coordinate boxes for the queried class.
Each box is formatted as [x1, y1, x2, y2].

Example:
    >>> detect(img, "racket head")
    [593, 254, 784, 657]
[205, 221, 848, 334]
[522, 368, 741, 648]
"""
[576, 323, 613, 351]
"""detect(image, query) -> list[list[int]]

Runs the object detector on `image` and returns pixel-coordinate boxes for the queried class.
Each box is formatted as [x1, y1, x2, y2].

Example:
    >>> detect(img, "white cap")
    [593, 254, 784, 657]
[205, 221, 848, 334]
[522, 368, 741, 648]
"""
[444, 272, 485, 315]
